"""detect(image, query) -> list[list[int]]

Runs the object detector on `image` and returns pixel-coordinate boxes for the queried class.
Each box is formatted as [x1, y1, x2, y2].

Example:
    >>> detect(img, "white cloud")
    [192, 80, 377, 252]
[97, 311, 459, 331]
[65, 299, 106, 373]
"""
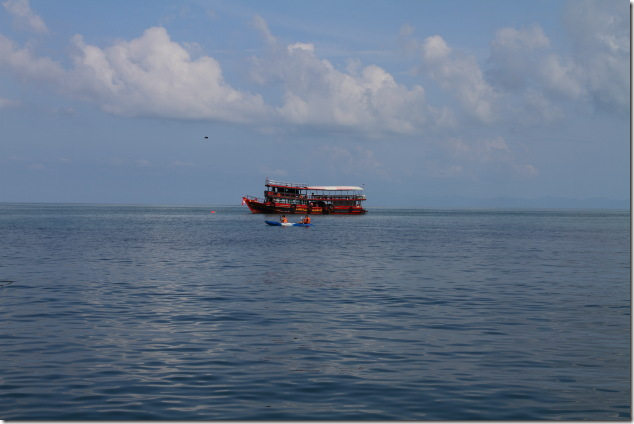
[68, 27, 270, 122]
[251, 32, 431, 135]
[406, 0, 628, 130]
[0, 14, 432, 135]
[535, 54, 584, 100]
[519, 88, 566, 126]
[0, 34, 66, 84]
[0, 26, 270, 123]
[277, 59, 427, 133]
[487, 25, 550, 91]
[1, 2, 626, 146]
[252, 14, 276, 45]
[2, 0, 47, 34]
[485, 1, 629, 117]
[487, 24, 586, 106]
[419, 35, 498, 123]
[563, 0, 629, 115]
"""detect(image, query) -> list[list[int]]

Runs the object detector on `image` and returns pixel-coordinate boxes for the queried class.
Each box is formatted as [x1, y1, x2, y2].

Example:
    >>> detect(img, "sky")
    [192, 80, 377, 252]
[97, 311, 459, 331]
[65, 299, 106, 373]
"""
[0, 0, 630, 207]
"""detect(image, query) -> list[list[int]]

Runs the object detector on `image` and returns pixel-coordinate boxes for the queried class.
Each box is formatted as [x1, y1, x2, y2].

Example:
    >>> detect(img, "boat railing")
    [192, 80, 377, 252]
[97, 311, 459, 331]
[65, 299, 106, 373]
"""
[266, 192, 366, 201]
[307, 194, 366, 200]
[243, 195, 264, 203]
[266, 178, 308, 188]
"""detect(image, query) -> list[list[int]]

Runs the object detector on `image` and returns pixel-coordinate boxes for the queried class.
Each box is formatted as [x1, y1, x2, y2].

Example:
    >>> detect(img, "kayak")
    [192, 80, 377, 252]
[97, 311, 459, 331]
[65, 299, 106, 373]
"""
[265, 220, 313, 227]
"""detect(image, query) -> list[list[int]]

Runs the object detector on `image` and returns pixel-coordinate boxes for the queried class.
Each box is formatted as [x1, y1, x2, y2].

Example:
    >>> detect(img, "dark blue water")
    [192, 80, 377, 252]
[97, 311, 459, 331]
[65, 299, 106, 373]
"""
[0, 204, 629, 420]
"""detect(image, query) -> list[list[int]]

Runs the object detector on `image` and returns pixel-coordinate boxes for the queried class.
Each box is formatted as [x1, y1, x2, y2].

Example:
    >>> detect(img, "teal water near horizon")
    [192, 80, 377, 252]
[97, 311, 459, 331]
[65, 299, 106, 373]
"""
[0, 203, 630, 420]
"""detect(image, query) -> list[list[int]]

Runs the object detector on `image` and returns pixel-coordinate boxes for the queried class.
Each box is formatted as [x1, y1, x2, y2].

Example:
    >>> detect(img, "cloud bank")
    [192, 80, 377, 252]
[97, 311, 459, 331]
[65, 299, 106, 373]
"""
[0, 0, 627, 135]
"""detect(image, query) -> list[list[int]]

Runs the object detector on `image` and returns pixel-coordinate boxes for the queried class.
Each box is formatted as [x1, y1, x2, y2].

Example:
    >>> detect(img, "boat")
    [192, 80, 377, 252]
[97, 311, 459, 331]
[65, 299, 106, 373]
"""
[265, 220, 314, 227]
[243, 178, 367, 215]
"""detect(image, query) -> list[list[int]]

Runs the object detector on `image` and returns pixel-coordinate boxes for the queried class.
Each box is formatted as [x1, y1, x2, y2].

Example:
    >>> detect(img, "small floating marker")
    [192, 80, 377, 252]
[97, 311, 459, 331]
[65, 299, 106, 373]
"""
[210, 210, 216, 213]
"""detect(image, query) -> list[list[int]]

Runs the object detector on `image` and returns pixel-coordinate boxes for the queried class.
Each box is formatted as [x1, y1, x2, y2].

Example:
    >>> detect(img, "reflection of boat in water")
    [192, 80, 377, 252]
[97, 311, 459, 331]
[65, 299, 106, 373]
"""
[265, 220, 313, 227]
[243, 178, 367, 215]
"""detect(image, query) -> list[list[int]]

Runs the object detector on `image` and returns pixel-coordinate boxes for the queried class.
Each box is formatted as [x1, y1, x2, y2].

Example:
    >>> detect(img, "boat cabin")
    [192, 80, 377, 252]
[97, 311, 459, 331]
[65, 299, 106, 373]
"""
[243, 178, 367, 214]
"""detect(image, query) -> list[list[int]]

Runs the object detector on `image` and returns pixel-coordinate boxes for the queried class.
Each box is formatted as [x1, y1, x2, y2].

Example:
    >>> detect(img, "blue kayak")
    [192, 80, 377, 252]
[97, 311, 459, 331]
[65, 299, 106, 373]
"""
[265, 220, 313, 227]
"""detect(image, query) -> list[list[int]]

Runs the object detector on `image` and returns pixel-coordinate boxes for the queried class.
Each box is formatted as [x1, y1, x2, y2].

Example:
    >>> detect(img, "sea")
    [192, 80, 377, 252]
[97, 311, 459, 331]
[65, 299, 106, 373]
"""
[0, 203, 630, 420]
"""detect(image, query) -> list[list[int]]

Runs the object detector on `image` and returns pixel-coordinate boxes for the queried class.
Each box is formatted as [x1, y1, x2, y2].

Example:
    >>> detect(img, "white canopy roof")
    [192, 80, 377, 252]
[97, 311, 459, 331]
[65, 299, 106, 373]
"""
[306, 186, 363, 191]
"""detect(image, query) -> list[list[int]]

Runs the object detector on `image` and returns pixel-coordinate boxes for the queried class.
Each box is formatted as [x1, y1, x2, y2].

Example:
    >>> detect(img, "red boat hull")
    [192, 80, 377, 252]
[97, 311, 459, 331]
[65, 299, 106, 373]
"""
[243, 198, 365, 215]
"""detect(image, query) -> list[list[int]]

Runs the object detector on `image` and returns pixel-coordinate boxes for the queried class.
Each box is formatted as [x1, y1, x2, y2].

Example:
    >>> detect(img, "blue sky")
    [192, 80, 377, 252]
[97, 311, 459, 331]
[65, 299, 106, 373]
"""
[0, 0, 629, 207]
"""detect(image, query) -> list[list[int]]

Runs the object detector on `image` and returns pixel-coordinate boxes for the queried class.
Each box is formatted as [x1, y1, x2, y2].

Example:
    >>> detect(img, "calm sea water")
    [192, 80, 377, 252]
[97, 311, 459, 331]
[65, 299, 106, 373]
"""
[0, 203, 629, 420]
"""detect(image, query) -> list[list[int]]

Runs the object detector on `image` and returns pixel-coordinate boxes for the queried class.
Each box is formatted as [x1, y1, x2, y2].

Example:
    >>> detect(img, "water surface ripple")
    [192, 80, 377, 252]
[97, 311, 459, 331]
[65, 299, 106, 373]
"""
[0, 204, 629, 419]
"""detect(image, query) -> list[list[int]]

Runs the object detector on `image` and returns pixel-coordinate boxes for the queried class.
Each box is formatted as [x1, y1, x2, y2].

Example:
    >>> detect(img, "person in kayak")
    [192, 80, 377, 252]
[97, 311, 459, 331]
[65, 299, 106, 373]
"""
[300, 215, 311, 224]
[280, 215, 288, 223]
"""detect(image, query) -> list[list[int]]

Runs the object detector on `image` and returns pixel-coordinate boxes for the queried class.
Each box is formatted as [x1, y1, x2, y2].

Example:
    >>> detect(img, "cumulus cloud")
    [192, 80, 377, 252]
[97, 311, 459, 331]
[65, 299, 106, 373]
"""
[0, 0, 626, 141]
[68, 27, 269, 122]
[0, 26, 270, 122]
[488, 24, 586, 108]
[0, 34, 66, 84]
[2, 0, 47, 34]
[487, 25, 551, 91]
[485, 0, 628, 117]
[418, 35, 499, 124]
[484, 25, 582, 125]
[405, 0, 628, 128]
[518, 88, 566, 126]
[275, 50, 427, 133]
[250, 24, 432, 135]
[563, 0, 629, 115]
[0, 10, 434, 135]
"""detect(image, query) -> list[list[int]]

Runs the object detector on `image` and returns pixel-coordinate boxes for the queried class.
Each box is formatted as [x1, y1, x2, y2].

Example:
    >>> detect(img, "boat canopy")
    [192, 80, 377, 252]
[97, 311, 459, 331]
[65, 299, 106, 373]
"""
[306, 186, 363, 191]
[265, 179, 363, 191]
